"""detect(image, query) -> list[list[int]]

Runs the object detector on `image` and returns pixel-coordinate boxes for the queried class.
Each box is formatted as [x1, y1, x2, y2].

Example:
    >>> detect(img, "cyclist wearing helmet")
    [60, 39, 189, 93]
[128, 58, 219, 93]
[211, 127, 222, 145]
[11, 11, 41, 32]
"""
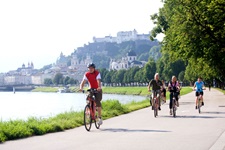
[80, 63, 103, 125]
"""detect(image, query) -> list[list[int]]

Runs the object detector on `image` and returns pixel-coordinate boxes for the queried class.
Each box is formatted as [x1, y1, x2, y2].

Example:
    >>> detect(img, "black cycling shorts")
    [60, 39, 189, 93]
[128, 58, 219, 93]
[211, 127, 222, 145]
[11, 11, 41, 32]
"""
[196, 91, 203, 97]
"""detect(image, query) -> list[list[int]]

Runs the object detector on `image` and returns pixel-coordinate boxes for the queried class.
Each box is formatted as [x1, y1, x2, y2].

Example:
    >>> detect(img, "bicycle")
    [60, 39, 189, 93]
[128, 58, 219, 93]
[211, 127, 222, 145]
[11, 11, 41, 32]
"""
[171, 91, 178, 118]
[196, 88, 205, 114]
[150, 91, 161, 118]
[83, 89, 101, 131]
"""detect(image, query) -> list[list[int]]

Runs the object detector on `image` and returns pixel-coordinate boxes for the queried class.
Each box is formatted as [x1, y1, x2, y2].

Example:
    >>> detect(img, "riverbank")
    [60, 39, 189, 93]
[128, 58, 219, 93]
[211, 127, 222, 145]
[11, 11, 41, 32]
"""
[0, 87, 192, 142]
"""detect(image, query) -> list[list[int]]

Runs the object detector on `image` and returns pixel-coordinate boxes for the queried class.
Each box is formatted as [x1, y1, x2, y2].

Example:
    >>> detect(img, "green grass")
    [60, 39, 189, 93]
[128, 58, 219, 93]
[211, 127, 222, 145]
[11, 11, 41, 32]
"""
[32, 87, 58, 92]
[215, 88, 225, 94]
[103, 87, 150, 95]
[0, 87, 192, 143]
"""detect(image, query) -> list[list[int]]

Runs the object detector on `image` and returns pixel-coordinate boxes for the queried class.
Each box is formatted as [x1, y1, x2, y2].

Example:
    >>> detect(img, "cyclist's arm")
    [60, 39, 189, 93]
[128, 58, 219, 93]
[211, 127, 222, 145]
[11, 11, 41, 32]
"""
[80, 79, 87, 91]
[148, 80, 152, 92]
[80, 75, 88, 91]
[97, 73, 102, 91]
[193, 82, 197, 91]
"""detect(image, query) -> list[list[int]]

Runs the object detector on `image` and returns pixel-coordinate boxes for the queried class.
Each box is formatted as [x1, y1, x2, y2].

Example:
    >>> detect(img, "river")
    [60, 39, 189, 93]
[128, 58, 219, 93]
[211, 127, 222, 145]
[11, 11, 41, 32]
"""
[0, 92, 146, 121]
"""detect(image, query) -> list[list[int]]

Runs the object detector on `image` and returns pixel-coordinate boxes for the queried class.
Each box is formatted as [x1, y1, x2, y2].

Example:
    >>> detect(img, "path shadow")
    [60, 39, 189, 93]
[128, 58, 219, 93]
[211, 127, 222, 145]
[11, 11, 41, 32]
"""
[179, 102, 195, 105]
[218, 105, 225, 107]
[100, 128, 171, 133]
[160, 115, 225, 119]
[201, 111, 225, 114]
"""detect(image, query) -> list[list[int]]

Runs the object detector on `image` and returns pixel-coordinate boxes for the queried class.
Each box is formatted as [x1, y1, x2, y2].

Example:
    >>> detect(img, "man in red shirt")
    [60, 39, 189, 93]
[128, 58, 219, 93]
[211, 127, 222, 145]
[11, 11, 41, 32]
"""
[80, 63, 103, 125]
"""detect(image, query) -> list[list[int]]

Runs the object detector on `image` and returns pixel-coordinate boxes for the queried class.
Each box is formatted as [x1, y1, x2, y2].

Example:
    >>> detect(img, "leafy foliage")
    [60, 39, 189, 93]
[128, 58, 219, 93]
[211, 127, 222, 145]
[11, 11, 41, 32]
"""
[150, 0, 225, 82]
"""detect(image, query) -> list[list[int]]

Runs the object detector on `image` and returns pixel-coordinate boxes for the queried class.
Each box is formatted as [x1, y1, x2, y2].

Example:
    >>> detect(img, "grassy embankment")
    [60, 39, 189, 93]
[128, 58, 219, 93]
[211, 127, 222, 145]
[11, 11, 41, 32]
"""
[0, 87, 192, 142]
[216, 88, 225, 94]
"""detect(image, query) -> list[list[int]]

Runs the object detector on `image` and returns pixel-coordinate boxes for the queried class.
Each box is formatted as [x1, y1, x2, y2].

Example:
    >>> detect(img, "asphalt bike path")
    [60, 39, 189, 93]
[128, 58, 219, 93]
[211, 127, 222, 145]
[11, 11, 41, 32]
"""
[1, 89, 225, 150]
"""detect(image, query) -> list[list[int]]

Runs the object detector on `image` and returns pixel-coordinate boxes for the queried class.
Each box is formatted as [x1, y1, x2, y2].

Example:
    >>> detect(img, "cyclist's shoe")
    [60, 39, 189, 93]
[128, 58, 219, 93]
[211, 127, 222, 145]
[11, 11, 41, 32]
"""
[98, 118, 103, 125]
[195, 106, 198, 109]
[158, 107, 161, 111]
[202, 102, 204, 106]
[170, 109, 172, 115]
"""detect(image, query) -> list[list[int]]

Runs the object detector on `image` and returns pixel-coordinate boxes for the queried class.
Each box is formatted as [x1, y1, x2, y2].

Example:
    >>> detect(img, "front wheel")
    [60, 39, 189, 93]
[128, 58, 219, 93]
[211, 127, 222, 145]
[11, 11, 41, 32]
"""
[94, 108, 101, 129]
[154, 99, 158, 117]
[172, 99, 176, 118]
[84, 105, 92, 131]
[198, 100, 201, 114]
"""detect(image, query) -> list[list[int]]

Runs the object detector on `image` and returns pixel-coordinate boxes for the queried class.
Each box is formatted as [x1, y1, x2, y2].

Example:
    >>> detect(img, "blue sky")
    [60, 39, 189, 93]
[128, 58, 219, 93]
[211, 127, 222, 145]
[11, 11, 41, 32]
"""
[0, 0, 163, 72]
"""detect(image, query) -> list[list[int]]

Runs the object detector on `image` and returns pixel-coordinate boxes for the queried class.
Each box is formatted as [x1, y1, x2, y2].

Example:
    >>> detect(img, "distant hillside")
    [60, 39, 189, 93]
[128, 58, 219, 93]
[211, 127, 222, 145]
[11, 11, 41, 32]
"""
[72, 39, 161, 69]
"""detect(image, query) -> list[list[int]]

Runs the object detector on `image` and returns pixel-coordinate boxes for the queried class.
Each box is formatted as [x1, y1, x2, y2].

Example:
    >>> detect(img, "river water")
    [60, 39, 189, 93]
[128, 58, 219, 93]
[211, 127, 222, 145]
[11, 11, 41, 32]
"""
[0, 92, 146, 121]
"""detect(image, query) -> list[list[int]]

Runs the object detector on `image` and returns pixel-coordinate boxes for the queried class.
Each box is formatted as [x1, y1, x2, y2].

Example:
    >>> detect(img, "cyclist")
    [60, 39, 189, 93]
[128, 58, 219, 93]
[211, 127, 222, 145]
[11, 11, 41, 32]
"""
[148, 73, 163, 110]
[193, 77, 206, 109]
[168, 76, 180, 115]
[79, 63, 103, 125]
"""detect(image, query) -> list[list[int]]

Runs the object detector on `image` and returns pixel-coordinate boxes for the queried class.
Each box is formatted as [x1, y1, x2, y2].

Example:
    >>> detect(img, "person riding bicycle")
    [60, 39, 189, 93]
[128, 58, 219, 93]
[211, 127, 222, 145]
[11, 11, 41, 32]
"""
[79, 63, 103, 125]
[148, 73, 163, 110]
[193, 77, 206, 109]
[168, 76, 180, 115]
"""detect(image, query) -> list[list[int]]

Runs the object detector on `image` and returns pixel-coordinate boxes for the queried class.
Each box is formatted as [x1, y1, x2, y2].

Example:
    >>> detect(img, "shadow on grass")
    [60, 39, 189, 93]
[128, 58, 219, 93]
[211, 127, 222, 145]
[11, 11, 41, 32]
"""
[100, 128, 171, 133]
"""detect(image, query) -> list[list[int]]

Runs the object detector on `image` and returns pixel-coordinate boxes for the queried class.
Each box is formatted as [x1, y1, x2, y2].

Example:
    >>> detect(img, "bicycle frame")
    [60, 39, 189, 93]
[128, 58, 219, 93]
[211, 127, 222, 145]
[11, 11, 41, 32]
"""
[172, 91, 177, 117]
[86, 97, 96, 120]
[83, 89, 100, 131]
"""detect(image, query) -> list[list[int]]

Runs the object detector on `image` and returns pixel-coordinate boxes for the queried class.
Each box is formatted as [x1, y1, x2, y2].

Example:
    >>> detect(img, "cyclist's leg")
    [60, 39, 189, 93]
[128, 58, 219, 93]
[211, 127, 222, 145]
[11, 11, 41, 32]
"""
[195, 92, 199, 107]
[201, 92, 204, 105]
[169, 92, 173, 114]
[175, 92, 179, 106]
[157, 90, 161, 106]
[169, 92, 173, 109]
[95, 90, 102, 118]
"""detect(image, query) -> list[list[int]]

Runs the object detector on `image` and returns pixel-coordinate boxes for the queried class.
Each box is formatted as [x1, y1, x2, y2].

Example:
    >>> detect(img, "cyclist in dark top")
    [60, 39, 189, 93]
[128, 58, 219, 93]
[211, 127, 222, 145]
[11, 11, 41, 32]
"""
[148, 73, 163, 110]
[168, 76, 180, 115]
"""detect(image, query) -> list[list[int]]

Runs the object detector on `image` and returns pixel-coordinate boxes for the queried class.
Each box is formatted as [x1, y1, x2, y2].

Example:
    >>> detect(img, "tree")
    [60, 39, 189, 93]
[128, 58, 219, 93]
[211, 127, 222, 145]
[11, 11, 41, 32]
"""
[53, 73, 64, 85]
[68, 78, 76, 85]
[44, 78, 53, 85]
[143, 58, 156, 81]
[63, 76, 70, 85]
[151, 0, 225, 81]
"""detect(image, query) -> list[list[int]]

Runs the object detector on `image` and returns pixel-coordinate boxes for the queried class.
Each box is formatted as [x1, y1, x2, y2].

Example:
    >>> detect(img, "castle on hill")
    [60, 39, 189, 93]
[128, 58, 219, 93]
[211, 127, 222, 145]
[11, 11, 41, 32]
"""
[93, 29, 150, 44]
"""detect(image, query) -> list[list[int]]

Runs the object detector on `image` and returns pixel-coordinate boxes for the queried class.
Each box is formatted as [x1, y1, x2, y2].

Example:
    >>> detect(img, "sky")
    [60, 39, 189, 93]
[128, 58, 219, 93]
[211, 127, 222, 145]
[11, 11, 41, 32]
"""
[0, 0, 163, 73]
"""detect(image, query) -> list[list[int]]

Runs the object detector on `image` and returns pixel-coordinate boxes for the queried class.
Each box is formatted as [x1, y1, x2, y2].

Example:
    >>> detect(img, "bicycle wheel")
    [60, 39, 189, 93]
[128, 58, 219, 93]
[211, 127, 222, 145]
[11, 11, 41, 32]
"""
[84, 105, 92, 131]
[94, 108, 100, 129]
[173, 100, 176, 118]
[198, 100, 201, 114]
[154, 99, 158, 117]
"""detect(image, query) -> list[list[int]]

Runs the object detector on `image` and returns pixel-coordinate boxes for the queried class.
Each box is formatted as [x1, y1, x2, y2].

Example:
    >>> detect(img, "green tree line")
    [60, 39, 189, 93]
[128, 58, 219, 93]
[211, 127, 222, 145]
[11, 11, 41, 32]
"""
[44, 73, 78, 85]
[150, 0, 225, 87]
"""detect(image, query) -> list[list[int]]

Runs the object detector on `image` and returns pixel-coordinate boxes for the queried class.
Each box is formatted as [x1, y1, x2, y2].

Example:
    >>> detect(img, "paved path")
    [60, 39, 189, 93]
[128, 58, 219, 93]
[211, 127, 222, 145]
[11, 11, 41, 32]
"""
[1, 89, 225, 150]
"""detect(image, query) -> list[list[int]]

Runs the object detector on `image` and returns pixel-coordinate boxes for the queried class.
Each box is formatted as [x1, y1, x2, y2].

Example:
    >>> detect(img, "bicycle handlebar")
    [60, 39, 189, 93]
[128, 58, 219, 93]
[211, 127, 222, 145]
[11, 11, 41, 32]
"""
[82, 88, 98, 94]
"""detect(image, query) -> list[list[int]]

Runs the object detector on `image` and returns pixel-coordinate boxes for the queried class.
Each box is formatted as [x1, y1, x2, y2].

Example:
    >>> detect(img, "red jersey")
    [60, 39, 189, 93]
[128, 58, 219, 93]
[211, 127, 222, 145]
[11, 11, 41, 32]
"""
[84, 70, 101, 89]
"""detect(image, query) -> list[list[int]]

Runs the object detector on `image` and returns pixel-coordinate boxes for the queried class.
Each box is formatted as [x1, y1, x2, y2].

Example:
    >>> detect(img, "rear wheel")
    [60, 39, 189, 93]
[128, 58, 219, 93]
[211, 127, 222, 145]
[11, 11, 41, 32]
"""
[84, 105, 92, 131]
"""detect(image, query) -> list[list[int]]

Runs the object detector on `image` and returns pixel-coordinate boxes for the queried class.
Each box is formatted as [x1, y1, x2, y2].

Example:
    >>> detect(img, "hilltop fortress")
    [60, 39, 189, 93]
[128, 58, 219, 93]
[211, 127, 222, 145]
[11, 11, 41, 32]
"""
[93, 29, 150, 43]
